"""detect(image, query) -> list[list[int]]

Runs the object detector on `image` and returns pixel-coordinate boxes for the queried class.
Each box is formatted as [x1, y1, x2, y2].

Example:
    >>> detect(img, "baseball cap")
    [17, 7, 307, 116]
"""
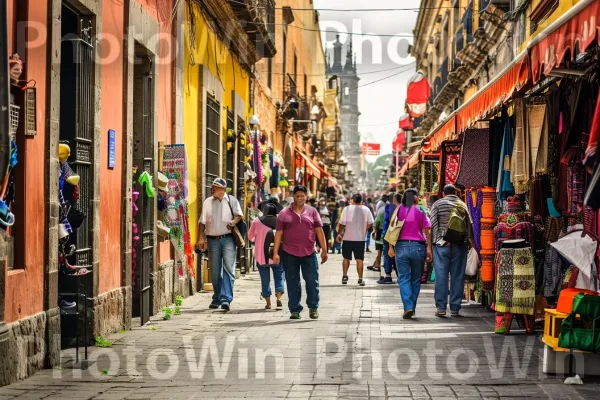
[212, 178, 227, 188]
[293, 185, 308, 194]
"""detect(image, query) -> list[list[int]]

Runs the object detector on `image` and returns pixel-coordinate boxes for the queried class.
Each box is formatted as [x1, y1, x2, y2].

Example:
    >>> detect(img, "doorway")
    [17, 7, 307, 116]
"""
[131, 50, 155, 325]
[57, 3, 95, 347]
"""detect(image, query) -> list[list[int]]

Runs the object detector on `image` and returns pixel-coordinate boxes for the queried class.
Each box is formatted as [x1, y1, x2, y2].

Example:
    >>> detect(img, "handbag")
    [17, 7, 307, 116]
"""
[384, 206, 408, 247]
[226, 195, 246, 248]
[465, 247, 479, 276]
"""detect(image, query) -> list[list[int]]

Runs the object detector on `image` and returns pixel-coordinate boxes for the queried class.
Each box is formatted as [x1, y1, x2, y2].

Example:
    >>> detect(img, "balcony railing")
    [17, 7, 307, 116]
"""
[227, 0, 277, 58]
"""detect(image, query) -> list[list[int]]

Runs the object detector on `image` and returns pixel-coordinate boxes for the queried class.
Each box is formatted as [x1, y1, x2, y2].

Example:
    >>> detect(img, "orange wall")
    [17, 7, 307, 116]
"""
[99, 0, 126, 295]
[156, 4, 174, 264]
[5, 0, 47, 323]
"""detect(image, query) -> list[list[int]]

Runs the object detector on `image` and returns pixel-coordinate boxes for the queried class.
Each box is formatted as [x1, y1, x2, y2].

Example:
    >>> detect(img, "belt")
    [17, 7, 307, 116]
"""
[397, 240, 427, 245]
[206, 233, 232, 240]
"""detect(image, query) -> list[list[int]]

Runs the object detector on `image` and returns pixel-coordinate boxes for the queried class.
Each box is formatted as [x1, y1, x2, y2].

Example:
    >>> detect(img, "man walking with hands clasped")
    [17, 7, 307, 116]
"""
[273, 185, 328, 320]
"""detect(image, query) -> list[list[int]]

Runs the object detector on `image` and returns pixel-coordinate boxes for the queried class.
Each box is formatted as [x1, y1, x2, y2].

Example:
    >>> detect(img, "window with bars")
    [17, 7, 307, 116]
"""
[205, 96, 221, 196]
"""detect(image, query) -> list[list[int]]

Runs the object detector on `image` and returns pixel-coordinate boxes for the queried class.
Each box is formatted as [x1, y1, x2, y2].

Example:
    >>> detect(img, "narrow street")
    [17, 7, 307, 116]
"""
[1, 252, 598, 400]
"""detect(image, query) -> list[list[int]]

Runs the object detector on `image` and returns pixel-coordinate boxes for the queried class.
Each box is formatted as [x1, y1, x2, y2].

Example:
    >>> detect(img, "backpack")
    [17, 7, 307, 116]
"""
[263, 228, 276, 264]
[443, 204, 469, 245]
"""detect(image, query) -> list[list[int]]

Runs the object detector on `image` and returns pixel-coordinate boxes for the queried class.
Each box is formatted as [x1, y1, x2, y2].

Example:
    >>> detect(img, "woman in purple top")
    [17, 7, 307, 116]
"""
[389, 188, 433, 319]
[248, 204, 284, 310]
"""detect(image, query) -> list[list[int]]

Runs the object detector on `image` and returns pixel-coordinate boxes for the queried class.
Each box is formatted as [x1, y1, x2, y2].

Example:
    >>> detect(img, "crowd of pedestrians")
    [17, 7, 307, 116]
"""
[196, 177, 475, 320]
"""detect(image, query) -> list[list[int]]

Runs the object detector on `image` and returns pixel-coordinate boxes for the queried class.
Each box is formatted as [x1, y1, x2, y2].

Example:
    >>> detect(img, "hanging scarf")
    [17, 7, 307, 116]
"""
[497, 113, 515, 200]
[466, 189, 483, 252]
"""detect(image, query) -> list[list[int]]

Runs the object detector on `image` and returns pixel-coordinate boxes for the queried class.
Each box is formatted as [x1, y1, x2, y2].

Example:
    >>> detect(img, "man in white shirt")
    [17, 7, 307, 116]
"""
[197, 178, 243, 311]
[336, 194, 374, 286]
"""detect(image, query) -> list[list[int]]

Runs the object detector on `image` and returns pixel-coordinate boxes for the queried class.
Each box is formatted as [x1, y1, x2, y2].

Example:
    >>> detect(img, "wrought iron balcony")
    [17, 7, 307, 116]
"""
[432, 57, 449, 102]
[228, 0, 277, 59]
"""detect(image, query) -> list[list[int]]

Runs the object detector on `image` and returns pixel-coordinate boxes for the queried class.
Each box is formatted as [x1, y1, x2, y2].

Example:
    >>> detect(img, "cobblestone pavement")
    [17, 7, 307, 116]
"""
[2, 252, 599, 399]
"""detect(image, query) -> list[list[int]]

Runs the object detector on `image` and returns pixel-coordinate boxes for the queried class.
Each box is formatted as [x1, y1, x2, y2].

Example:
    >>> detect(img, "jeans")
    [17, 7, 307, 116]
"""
[258, 264, 285, 298]
[281, 250, 319, 313]
[382, 241, 397, 276]
[433, 244, 468, 312]
[366, 231, 372, 249]
[395, 242, 426, 311]
[207, 236, 236, 305]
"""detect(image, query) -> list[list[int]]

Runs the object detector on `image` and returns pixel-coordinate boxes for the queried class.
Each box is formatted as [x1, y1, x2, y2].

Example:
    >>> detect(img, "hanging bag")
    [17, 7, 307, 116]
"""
[226, 195, 247, 249]
[384, 206, 410, 247]
[465, 247, 479, 276]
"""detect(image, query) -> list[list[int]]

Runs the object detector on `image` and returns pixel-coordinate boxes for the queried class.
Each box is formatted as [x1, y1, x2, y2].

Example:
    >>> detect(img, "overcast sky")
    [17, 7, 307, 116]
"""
[314, 0, 421, 156]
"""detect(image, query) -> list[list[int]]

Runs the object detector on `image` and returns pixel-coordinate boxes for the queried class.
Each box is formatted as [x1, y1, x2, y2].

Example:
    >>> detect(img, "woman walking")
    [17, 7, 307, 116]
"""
[388, 188, 433, 319]
[248, 204, 284, 310]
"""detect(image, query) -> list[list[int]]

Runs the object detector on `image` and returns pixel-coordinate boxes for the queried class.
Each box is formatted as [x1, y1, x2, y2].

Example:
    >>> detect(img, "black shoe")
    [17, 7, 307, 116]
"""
[342, 276, 349, 285]
[221, 303, 230, 311]
[209, 303, 220, 309]
[403, 309, 414, 319]
[377, 277, 393, 284]
[365, 248, 371, 253]
[358, 279, 366, 287]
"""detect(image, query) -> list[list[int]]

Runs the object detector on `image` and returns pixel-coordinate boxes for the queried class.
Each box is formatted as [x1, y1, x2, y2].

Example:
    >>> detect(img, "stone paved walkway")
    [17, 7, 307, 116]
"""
[1, 252, 599, 399]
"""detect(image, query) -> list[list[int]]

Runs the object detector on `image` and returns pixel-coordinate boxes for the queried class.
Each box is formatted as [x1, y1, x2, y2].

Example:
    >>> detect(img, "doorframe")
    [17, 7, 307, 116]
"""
[122, 0, 159, 320]
[46, 0, 102, 365]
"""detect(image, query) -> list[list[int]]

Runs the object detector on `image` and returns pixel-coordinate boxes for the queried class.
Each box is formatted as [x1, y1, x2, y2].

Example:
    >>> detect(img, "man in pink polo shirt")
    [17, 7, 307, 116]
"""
[273, 185, 328, 320]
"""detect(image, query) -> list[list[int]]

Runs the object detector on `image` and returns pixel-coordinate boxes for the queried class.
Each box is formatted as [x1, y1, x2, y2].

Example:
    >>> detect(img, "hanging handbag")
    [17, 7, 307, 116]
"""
[226, 195, 247, 249]
[67, 206, 86, 230]
[384, 206, 408, 247]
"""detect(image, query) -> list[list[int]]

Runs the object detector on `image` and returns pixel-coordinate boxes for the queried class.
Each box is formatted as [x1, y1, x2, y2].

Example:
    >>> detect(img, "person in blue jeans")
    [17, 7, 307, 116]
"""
[378, 192, 400, 284]
[197, 178, 244, 311]
[429, 184, 475, 317]
[388, 189, 432, 319]
[248, 203, 285, 310]
[272, 185, 328, 320]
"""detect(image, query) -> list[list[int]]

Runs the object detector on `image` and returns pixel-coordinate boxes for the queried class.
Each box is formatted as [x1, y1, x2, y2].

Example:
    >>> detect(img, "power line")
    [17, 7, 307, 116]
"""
[256, 63, 415, 78]
[270, 22, 417, 37]
[320, 63, 416, 97]
[227, 0, 468, 12]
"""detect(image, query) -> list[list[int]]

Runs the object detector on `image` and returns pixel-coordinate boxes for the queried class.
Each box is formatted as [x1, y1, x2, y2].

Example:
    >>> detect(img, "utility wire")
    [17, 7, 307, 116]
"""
[256, 63, 416, 78]
[319, 63, 416, 97]
[227, 0, 468, 12]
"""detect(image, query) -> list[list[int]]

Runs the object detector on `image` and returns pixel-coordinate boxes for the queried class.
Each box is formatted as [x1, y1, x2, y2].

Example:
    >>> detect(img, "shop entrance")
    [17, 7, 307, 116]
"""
[58, 3, 95, 347]
[131, 50, 154, 325]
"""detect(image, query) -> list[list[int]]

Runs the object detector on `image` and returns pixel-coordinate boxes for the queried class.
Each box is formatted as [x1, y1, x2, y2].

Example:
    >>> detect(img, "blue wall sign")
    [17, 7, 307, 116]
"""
[108, 129, 116, 169]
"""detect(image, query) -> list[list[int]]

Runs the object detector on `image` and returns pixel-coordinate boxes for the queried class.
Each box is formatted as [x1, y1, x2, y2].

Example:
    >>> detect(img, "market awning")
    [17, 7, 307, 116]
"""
[398, 162, 408, 177]
[318, 165, 330, 178]
[528, 0, 600, 84]
[296, 150, 321, 179]
[456, 52, 529, 133]
[421, 116, 456, 154]
[408, 151, 420, 168]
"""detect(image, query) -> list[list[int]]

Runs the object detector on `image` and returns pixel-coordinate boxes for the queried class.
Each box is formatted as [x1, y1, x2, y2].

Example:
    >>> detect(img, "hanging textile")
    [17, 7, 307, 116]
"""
[456, 128, 491, 188]
[162, 144, 194, 279]
[511, 98, 529, 194]
[497, 114, 515, 200]
[439, 140, 461, 195]
[489, 119, 504, 189]
[495, 247, 536, 315]
[406, 71, 431, 118]
[467, 189, 483, 252]
[527, 102, 547, 174]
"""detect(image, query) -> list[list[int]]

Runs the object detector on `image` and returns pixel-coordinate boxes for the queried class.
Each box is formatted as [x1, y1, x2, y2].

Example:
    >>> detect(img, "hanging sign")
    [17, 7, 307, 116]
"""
[361, 142, 381, 156]
[108, 129, 116, 169]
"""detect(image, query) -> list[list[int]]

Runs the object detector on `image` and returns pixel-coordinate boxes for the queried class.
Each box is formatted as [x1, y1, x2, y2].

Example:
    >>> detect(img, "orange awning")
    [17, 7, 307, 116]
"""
[456, 52, 529, 133]
[528, 0, 600, 83]
[398, 162, 408, 177]
[422, 116, 457, 154]
[408, 151, 420, 168]
[296, 150, 321, 179]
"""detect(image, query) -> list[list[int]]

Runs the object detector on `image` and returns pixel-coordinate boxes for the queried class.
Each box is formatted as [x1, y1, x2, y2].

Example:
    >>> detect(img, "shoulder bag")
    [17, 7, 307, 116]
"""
[384, 206, 410, 247]
[226, 195, 247, 248]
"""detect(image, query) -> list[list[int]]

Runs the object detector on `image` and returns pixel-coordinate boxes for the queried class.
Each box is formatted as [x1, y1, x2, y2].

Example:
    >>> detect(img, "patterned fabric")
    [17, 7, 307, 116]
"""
[511, 99, 528, 194]
[495, 247, 535, 315]
[439, 141, 462, 195]
[456, 129, 491, 187]
[493, 221, 535, 251]
[163, 144, 194, 278]
[498, 114, 515, 200]
[528, 103, 547, 174]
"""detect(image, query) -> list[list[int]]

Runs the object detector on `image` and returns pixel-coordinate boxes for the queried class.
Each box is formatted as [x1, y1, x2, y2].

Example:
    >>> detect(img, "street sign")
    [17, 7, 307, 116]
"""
[361, 142, 380, 156]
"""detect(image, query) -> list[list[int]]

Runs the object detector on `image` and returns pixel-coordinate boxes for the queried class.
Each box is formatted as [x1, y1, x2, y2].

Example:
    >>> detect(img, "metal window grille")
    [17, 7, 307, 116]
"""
[205, 97, 221, 196]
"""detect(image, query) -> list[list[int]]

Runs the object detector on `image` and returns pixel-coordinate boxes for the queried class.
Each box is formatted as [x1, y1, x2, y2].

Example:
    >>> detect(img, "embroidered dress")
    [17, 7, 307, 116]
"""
[495, 247, 535, 315]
